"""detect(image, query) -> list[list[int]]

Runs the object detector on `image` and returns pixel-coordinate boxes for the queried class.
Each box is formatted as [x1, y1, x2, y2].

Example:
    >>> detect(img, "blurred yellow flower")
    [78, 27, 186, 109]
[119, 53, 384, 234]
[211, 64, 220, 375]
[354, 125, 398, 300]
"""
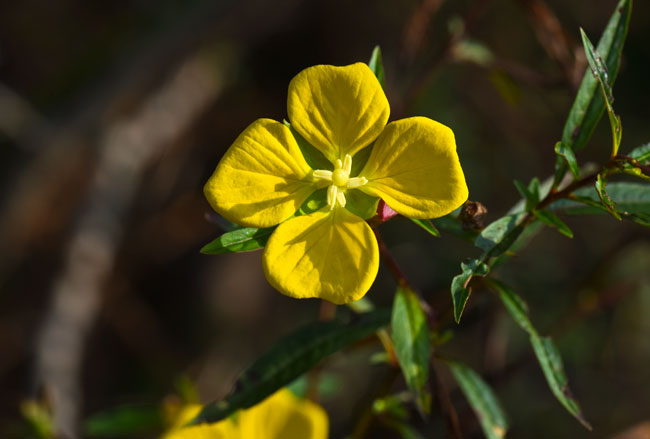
[163, 389, 328, 439]
[204, 63, 468, 304]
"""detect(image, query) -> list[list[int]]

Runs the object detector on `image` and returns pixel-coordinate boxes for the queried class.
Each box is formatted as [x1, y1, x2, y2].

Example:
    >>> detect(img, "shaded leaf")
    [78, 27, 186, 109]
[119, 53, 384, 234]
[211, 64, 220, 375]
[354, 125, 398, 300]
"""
[530, 336, 591, 429]
[201, 226, 275, 254]
[410, 218, 440, 237]
[514, 178, 541, 212]
[192, 310, 390, 424]
[451, 259, 489, 323]
[554, 0, 632, 183]
[368, 45, 385, 89]
[534, 209, 574, 238]
[447, 360, 508, 439]
[487, 280, 591, 429]
[391, 287, 431, 414]
[83, 405, 162, 437]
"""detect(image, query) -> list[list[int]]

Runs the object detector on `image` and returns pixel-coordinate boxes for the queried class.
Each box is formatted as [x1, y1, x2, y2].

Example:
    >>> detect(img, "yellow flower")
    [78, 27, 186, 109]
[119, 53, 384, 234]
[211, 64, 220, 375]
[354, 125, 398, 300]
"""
[163, 389, 328, 439]
[204, 63, 468, 304]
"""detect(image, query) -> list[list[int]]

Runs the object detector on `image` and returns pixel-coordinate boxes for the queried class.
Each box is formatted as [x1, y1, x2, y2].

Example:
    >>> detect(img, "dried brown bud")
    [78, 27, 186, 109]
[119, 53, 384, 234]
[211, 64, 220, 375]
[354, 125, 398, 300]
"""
[459, 201, 488, 230]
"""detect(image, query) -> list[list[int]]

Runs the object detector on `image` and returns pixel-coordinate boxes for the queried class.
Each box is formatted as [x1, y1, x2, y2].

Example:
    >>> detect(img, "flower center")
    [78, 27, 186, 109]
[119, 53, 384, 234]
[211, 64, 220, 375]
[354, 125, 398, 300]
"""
[312, 154, 368, 210]
[331, 169, 349, 187]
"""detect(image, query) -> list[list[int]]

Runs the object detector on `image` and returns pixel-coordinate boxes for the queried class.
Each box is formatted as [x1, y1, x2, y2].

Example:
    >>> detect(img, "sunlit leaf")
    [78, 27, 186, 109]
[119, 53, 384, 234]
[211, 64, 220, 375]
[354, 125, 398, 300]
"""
[580, 28, 622, 156]
[391, 286, 431, 414]
[595, 173, 622, 220]
[201, 226, 275, 254]
[474, 213, 526, 255]
[368, 45, 385, 89]
[554, 0, 632, 183]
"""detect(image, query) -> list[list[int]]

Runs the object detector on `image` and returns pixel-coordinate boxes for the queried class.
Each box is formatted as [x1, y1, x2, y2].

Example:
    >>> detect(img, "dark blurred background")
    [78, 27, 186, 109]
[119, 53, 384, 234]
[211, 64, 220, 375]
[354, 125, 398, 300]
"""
[1, 0, 649, 438]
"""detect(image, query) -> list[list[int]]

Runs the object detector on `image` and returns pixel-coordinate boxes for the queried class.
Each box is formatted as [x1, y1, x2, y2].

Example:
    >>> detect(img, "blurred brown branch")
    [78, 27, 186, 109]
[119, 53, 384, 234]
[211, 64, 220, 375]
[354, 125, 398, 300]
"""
[34, 51, 226, 439]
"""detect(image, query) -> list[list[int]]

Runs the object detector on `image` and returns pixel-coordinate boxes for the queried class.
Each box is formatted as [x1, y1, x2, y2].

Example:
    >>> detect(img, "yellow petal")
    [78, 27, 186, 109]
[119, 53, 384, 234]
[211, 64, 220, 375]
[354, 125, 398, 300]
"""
[162, 404, 236, 439]
[262, 208, 379, 305]
[359, 117, 469, 218]
[204, 118, 315, 228]
[239, 389, 329, 439]
[287, 63, 389, 164]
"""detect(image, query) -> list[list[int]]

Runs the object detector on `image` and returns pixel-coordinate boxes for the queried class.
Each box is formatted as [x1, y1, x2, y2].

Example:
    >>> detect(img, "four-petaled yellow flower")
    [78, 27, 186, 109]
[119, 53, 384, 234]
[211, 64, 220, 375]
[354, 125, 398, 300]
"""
[163, 389, 328, 439]
[205, 63, 468, 304]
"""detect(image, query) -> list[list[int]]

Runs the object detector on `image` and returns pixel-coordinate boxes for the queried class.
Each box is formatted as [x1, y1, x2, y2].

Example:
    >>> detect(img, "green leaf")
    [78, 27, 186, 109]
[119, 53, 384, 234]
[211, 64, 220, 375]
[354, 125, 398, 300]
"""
[534, 209, 574, 238]
[487, 280, 591, 429]
[192, 310, 390, 424]
[513, 178, 541, 212]
[391, 286, 431, 414]
[580, 28, 622, 156]
[595, 173, 622, 220]
[451, 259, 489, 323]
[554, 141, 580, 179]
[201, 226, 275, 254]
[530, 336, 591, 429]
[447, 360, 508, 439]
[627, 142, 650, 162]
[552, 182, 650, 215]
[474, 213, 526, 255]
[368, 45, 385, 89]
[410, 218, 440, 237]
[83, 405, 162, 436]
[554, 0, 632, 183]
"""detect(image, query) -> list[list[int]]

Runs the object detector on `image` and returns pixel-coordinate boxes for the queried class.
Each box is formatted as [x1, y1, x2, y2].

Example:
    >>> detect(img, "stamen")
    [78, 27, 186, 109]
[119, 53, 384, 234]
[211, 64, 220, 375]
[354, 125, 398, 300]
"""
[312, 169, 333, 181]
[336, 191, 347, 208]
[347, 176, 368, 189]
[327, 185, 338, 210]
[343, 154, 352, 174]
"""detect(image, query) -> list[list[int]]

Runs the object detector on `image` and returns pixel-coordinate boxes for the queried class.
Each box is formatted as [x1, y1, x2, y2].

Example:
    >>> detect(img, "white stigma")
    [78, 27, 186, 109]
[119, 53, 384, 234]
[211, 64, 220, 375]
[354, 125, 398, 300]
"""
[312, 153, 368, 209]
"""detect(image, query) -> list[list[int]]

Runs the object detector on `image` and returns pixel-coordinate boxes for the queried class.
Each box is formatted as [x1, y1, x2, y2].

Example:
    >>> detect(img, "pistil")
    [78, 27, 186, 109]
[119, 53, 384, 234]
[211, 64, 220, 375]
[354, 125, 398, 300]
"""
[312, 154, 368, 209]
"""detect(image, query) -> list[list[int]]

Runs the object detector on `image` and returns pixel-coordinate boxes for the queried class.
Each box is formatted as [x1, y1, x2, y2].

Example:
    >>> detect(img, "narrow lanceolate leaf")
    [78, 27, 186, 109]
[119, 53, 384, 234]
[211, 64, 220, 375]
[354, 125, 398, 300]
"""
[530, 335, 591, 429]
[534, 209, 574, 238]
[580, 28, 622, 156]
[451, 259, 489, 323]
[551, 182, 650, 215]
[447, 360, 508, 439]
[391, 286, 431, 414]
[368, 45, 385, 89]
[201, 226, 276, 254]
[474, 213, 526, 256]
[554, 141, 580, 179]
[554, 0, 632, 184]
[513, 178, 540, 212]
[486, 279, 592, 429]
[595, 173, 622, 220]
[192, 310, 390, 425]
[410, 218, 440, 237]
